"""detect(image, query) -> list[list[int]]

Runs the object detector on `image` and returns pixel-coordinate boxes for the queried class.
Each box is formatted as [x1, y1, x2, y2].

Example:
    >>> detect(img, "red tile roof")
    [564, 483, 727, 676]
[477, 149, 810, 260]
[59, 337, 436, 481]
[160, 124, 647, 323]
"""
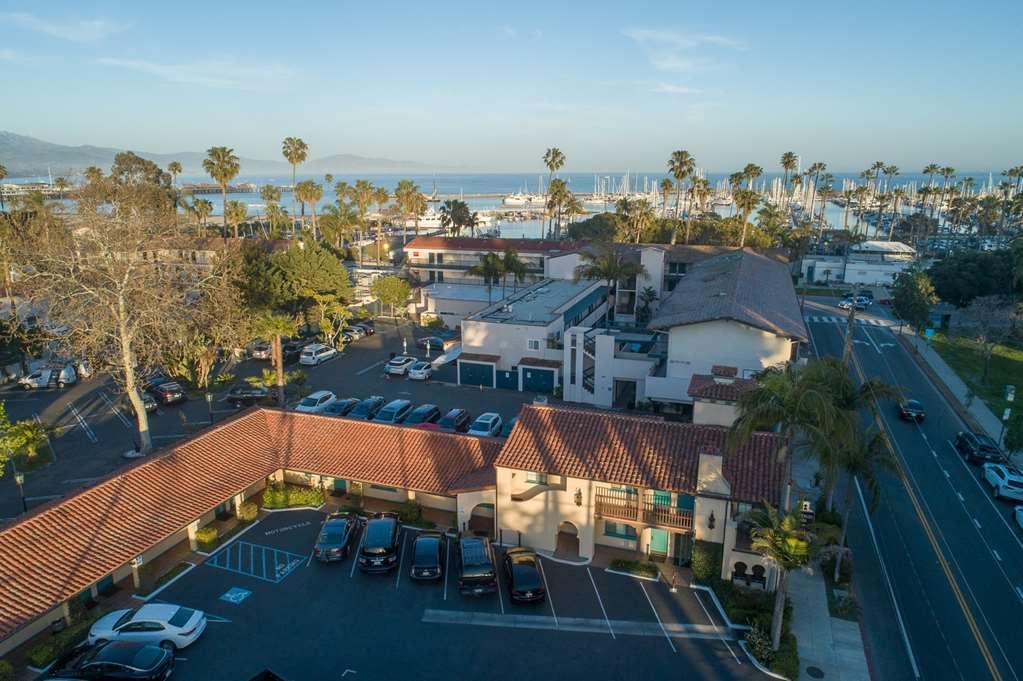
[405, 236, 586, 254]
[518, 357, 562, 368]
[711, 365, 738, 377]
[0, 409, 499, 640]
[496, 405, 786, 504]
[687, 374, 758, 402]
[459, 353, 500, 363]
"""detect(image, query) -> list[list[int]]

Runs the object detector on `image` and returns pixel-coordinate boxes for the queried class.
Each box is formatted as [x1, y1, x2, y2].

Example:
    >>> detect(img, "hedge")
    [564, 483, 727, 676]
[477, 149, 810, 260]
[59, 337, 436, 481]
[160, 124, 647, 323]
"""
[237, 501, 259, 522]
[609, 559, 659, 578]
[27, 610, 106, 669]
[690, 540, 722, 583]
[0, 660, 12, 681]
[398, 500, 423, 524]
[195, 526, 218, 551]
[262, 483, 324, 509]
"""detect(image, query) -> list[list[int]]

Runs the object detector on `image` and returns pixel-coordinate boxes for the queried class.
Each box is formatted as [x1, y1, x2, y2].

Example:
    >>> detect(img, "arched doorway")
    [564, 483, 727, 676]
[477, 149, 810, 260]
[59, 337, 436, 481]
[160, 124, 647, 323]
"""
[556, 521, 580, 559]
[467, 503, 495, 537]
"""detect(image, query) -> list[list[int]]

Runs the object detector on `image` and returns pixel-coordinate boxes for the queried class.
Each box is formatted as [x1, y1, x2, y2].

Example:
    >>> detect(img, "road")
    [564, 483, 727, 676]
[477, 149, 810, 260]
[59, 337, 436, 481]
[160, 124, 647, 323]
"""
[805, 299, 1023, 681]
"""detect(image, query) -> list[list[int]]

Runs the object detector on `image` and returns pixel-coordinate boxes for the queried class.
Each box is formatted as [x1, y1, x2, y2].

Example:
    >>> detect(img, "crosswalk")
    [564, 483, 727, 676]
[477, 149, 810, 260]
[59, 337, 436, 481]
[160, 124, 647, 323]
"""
[804, 315, 894, 327]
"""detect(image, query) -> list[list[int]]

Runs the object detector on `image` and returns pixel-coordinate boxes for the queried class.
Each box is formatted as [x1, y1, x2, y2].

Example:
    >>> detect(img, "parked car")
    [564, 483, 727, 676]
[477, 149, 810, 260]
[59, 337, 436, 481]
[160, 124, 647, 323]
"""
[248, 341, 272, 360]
[225, 385, 273, 408]
[375, 399, 413, 424]
[407, 361, 433, 381]
[499, 416, 518, 438]
[294, 390, 338, 414]
[348, 396, 385, 420]
[322, 397, 360, 417]
[438, 408, 472, 433]
[386, 355, 418, 375]
[456, 535, 497, 596]
[857, 289, 875, 300]
[281, 341, 304, 364]
[122, 391, 158, 416]
[314, 512, 364, 562]
[838, 296, 869, 311]
[147, 382, 187, 406]
[353, 323, 375, 336]
[982, 463, 1023, 502]
[897, 399, 926, 421]
[358, 513, 401, 572]
[410, 532, 445, 580]
[345, 326, 365, 340]
[468, 412, 503, 437]
[299, 343, 338, 366]
[45, 641, 174, 681]
[416, 336, 445, 350]
[954, 431, 1005, 464]
[405, 404, 442, 426]
[1016, 505, 1023, 530]
[502, 547, 546, 603]
[19, 364, 77, 389]
[88, 604, 207, 650]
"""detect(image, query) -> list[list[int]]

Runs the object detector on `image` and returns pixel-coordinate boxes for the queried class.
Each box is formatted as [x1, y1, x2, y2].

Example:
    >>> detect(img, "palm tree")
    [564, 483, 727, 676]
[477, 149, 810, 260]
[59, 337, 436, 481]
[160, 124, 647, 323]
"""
[260, 184, 284, 236]
[281, 136, 308, 189]
[293, 180, 323, 237]
[224, 200, 248, 238]
[373, 186, 390, 261]
[394, 179, 419, 243]
[573, 241, 647, 327]
[409, 190, 428, 236]
[733, 189, 760, 247]
[668, 150, 695, 219]
[542, 148, 566, 235]
[659, 178, 674, 213]
[805, 162, 827, 216]
[742, 163, 763, 190]
[189, 198, 213, 234]
[747, 503, 822, 651]
[439, 199, 471, 236]
[202, 146, 240, 233]
[467, 252, 504, 304]
[167, 161, 182, 187]
[252, 312, 298, 406]
[167, 161, 182, 225]
[0, 163, 7, 211]
[501, 247, 528, 295]
[938, 166, 956, 224]
[319, 202, 357, 249]
[780, 152, 798, 206]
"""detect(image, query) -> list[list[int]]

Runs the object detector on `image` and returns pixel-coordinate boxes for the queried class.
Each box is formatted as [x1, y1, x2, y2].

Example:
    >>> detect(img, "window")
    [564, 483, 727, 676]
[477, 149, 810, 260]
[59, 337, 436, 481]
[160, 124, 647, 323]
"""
[527, 339, 541, 351]
[436, 253, 444, 264]
[370, 484, 398, 493]
[428, 253, 436, 264]
[603, 522, 637, 540]
[437, 271, 444, 282]
[525, 472, 547, 485]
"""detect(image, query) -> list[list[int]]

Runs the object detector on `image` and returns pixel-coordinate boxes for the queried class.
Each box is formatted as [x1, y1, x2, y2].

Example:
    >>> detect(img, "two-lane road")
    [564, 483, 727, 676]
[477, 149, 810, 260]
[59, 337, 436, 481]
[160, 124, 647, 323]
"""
[805, 302, 1023, 681]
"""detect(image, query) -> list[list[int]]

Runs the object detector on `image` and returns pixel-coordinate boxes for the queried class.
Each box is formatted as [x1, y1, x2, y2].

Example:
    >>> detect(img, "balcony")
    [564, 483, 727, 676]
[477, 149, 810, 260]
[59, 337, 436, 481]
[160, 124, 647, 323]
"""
[594, 488, 693, 531]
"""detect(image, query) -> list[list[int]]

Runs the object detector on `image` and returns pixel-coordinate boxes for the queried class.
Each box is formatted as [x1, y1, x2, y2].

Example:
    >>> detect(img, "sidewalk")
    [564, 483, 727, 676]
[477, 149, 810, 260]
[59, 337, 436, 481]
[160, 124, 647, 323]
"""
[789, 567, 871, 681]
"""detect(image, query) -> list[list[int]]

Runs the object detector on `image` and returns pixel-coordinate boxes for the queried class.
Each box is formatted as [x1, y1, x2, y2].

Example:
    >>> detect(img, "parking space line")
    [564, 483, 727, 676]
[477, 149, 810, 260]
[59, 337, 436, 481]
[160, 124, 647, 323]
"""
[349, 530, 365, 578]
[694, 589, 740, 664]
[355, 359, 386, 376]
[586, 567, 615, 639]
[538, 557, 558, 629]
[494, 554, 506, 615]
[68, 404, 98, 443]
[99, 391, 133, 430]
[639, 581, 676, 653]
[396, 530, 408, 590]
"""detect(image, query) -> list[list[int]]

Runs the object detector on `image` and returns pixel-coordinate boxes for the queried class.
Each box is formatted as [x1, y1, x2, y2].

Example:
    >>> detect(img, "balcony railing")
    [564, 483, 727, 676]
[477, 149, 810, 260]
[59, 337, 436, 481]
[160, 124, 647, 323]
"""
[594, 488, 693, 531]
[582, 366, 595, 393]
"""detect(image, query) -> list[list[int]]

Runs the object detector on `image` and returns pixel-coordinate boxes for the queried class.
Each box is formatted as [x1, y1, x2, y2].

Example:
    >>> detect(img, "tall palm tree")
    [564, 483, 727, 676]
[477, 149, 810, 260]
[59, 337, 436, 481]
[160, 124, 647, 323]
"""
[542, 148, 566, 234]
[805, 162, 827, 217]
[467, 252, 504, 304]
[251, 312, 298, 406]
[394, 179, 419, 241]
[282, 136, 309, 217]
[167, 161, 182, 225]
[938, 166, 956, 224]
[748, 503, 822, 651]
[883, 164, 900, 193]
[202, 146, 240, 233]
[659, 178, 674, 213]
[319, 202, 357, 249]
[501, 247, 528, 295]
[0, 163, 7, 211]
[373, 186, 390, 261]
[409, 191, 428, 236]
[225, 200, 248, 238]
[668, 150, 695, 220]
[573, 241, 647, 327]
[888, 187, 906, 240]
[293, 180, 323, 238]
[780, 152, 798, 206]
[733, 189, 760, 247]
[742, 163, 763, 190]
[189, 198, 213, 234]
[439, 199, 470, 236]
[260, 184, 283, 235]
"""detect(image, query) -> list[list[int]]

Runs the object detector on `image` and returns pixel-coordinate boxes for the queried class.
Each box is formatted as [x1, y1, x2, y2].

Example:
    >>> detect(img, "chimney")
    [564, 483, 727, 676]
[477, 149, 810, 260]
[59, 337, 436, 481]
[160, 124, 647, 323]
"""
[696, 445, 732, 497]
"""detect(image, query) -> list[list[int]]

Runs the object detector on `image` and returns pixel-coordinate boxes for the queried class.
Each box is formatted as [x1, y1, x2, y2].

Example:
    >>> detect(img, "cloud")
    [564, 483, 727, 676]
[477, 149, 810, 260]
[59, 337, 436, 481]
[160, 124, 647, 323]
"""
[649, 82, 701, 95]
[499, 26, 517, 38]
[623, 27, 743, 73]
[2, 12, 127, 42]
[96, 57, 296, 90]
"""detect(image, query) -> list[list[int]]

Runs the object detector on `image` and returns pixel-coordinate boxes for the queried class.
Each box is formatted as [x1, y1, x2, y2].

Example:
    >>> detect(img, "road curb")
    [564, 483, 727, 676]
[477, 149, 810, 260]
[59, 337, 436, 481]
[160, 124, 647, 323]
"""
[737, 639, 791, 680]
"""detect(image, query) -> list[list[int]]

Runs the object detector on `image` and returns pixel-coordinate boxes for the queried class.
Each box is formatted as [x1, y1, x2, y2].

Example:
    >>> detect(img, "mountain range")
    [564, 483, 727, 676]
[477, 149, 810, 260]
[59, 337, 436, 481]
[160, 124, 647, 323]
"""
[0, 131, 439, 178]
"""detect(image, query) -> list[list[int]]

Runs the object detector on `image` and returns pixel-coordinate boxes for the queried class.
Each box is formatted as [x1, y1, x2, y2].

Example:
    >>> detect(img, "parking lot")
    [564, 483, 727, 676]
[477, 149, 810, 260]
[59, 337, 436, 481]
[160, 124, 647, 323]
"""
[0, 321, 538, 518]
[149, 509, 765, 681]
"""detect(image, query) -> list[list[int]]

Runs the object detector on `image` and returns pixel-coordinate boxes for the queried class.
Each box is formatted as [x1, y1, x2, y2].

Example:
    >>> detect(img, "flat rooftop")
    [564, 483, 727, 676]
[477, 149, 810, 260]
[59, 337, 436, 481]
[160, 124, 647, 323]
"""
[422, 283, 507, 303]
[468, 279, 596, 326]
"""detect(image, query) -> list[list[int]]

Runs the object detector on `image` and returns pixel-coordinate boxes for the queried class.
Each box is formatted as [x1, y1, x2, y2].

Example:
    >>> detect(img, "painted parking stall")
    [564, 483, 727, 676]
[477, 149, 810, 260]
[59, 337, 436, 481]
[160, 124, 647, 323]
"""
[207, 541, 304, 584]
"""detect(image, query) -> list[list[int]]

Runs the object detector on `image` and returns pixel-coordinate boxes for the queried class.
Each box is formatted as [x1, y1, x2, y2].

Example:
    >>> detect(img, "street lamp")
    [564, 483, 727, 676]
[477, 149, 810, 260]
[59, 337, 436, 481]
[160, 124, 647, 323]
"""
[13, 470, 26, 513]
[205, 392, 213, 424]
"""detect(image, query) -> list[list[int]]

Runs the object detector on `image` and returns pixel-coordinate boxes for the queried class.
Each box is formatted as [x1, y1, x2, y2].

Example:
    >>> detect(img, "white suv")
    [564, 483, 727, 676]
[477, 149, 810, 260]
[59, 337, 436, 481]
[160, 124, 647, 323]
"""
[983, 463, 1023, 502]
[295, 390, 338, 414]
[299, 343, 337, 366]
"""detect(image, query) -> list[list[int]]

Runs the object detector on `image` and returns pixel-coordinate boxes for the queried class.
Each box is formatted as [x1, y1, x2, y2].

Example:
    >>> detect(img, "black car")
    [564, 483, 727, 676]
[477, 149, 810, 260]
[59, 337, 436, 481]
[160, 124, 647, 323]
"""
[897, 399, 926, 421]
[121, 391, 157, 416]
[955, 431, 1005, 463]
[456, 535, 497, 596]
[281, 341, 304, 365]
[348, 396, 385, 420]
[405, 404, 442, 426]
[502, 546, 546, 603]
[416, 335, 445, 350]
[358, 513, 401, 572]
[225, 385, 274, 408]
[353, 323, 375, 336]
[323, 397, 360, 417]
[147, 381, 186, 405]
[45, 640, 174, 680]
[410, 532, 445, 580]
[314, 512, 363, 563]
[375, 399, 413, 424]
[499, 415, 518, 438]
[438, 408, 472, 433]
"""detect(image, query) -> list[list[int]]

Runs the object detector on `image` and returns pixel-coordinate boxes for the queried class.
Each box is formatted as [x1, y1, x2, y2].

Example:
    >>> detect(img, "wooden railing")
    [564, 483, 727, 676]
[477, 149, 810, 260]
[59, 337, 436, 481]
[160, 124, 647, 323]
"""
[594, 488, 694, 531]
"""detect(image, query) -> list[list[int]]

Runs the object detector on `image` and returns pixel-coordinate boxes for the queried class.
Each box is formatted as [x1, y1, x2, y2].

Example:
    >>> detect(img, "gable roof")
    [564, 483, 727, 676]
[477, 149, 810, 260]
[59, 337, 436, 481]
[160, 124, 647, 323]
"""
[688, 374, 758, 402]
[649, 248, 808, 341]
[496, 404, 786, 504]
[405, 236, 586, 254]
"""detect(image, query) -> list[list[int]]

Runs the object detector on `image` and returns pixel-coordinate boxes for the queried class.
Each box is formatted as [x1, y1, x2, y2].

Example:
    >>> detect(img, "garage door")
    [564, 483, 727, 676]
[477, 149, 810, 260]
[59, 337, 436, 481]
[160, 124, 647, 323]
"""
[459, 361, 495, 388]
[522, 367, 555, 393]
[496, 368, 518, 390]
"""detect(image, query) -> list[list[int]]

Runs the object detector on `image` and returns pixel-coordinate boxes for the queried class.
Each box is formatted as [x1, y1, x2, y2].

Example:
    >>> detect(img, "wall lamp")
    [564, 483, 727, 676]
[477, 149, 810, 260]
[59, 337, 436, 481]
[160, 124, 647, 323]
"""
[707, 510, 716, 530]
[574, 488, 583, 507]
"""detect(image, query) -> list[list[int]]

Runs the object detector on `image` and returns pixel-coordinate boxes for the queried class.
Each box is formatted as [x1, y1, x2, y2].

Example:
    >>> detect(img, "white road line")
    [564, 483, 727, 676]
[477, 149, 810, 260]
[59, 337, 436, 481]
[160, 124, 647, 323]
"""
[349, 530, 365, 579]
[537, 558, 558, 629]
[152, 434, 186, 440]
[355, 359, 387, 376]
[63, 476, 101, 485]
[494, 554, 506, 615]
[586, 567, 615, 639]
[855, 476, 921, 679]
[694, 588, 741, 664]
[942, 469, 950, 478]
[25, 494, 62, 502]
[99, 392, 133, 429]
[992, 550, 1002, 562]
[306, 549, 315, 568]
[443, 539, 450, 601]
[1016, 587, 1023, 604]
[973, 518, 982, 530]
[945, 439, 1023, 552]
[395, 530, 408, 590]
[68, 404, 98, 443]
[957, 493, 965, 502]
[639, 581, 676, 653]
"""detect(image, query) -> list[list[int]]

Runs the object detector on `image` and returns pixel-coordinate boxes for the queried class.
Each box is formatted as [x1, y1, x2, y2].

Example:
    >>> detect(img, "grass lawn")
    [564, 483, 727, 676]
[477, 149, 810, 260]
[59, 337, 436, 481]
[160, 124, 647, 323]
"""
[929, 332, 1023, 417]
[14, 445, 54, 472]
[796, 285, 846, 298]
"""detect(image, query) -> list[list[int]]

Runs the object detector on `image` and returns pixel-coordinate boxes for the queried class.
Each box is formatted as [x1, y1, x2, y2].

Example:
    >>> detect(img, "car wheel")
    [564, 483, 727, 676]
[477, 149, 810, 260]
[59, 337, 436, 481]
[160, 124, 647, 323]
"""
[58, 381, 65, 389]
[160, 640, 177, 651]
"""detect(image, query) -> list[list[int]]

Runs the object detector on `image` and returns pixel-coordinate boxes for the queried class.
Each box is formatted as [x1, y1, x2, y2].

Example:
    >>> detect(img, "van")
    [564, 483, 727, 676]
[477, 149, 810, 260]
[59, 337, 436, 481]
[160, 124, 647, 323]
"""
[456, 535, 497, 596]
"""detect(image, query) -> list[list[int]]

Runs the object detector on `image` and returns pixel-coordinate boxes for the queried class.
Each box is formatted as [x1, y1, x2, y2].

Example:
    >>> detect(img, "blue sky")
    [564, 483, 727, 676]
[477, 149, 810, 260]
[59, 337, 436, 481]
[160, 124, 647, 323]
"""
[2, 0, 1021, 172]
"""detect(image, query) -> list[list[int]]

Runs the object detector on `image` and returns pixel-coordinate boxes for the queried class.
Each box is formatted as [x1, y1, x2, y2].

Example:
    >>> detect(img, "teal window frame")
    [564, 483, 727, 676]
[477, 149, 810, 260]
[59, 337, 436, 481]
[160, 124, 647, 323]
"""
[603, 521, 638, 540]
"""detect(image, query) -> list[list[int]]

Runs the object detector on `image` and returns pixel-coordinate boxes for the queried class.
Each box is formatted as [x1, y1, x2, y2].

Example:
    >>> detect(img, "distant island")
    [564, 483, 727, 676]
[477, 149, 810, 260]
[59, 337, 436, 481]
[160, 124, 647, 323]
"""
[0, 131, 445, 178]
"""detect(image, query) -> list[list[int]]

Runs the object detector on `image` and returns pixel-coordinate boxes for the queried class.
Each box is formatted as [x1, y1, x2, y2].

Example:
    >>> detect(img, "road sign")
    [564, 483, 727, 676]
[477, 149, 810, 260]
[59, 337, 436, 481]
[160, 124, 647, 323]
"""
[1006, 385, 1016, 403]
[130, 555, 144, 568]
[1003, 408, 1012, 421]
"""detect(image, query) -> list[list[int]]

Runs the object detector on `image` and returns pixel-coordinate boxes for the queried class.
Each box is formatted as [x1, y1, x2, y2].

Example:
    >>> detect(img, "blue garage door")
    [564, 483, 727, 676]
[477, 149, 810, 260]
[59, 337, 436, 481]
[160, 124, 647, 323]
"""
[496, 368, 518, 390]
[459, 361, 495, 388]
[522, 367, 556, 393]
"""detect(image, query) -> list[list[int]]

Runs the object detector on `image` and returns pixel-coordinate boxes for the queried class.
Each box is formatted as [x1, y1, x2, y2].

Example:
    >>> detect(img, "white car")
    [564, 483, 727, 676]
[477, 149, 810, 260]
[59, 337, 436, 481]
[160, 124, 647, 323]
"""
[346, 326, 366, 340]
[1015, 506, 1023, 530]
[295, 390, 338, 414]
[468, 412, 502, 437]
[982, 463, 1023, 501]
[88, 604, 207, 650]
[407, 361, 433, 381]
[386, 355, 418, 375]
[299, 343, 338, 366]
[18, 364, 77, 389]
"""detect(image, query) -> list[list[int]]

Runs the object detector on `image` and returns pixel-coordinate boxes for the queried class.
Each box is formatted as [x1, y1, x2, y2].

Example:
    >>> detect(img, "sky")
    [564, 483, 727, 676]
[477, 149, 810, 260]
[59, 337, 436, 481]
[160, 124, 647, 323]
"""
[1, 0, 1022, 173]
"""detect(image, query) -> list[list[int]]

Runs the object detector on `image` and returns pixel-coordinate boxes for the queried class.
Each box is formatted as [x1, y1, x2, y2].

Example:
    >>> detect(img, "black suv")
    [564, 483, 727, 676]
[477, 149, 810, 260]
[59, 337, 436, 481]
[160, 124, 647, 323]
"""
[348, 396, 385, 420]
[314, 512, 364, 562]
[358, 513, 401, 572]
[405, 404, 442, 426]
[456, 535, 497, 596]
[410, 532, 445, 580]
[954, 431, 1004, 463]
[225, 385, 274, 408]
[438, 408, 472, 433]
[147, 381, 186, 405]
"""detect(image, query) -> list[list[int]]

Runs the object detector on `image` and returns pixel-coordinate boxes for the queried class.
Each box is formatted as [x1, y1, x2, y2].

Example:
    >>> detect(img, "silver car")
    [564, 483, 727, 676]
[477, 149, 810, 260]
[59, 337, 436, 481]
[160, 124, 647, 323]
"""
[88, 603, 207, 650]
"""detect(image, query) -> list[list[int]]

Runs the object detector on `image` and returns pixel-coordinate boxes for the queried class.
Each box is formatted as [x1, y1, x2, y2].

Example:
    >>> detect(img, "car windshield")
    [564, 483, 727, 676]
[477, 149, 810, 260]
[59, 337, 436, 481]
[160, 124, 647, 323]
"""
[414, 538, 439, 563]
[168, 607, 195, 627]
[905, 400, 922, 409]
[130, 646, 165, 670]
[113, 610, 136, 629]
[377, 408, 398, 421]
[363, 519, 395, 551]
[411, 363, 428, 370]
[407, 407, 437, 424]
[299, 397, 319, 407]
[439, 415, 459, 427]
[319, 530, 344, 545]
[511, 565, 541, 589]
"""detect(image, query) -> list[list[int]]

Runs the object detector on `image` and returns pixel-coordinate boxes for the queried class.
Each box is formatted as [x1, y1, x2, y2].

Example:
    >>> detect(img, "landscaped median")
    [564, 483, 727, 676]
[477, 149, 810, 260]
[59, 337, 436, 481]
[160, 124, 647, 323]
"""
[607, 558, 660, 579]
[262, 483, 325, 510]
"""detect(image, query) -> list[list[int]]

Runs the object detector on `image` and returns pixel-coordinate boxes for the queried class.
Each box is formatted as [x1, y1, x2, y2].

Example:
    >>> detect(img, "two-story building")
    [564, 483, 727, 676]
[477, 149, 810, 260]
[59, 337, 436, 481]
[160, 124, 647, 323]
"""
[404, 236, 585, 285]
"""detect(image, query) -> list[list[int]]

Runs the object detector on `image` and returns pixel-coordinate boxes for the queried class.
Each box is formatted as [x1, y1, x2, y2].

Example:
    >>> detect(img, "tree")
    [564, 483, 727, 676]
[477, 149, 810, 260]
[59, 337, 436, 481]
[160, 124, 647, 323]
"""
[573, 241, 647, 327]
[188, 197, 213, 233]
[467, 252, 504, 305]
[373, 186, 390, 261]
[747, 503, 823, 651]
[567, 212, 619, 241]
[202, 146, 240, 234]
[733, 189, 760, 247]
[167, 161, 182, 226]
[616, 197, 655, 243]
[260, 184, 286, 238]
[501, 247, 528, 295]
[0, 163, 6, 211]
[636, 286, 657, 325]
[891, 268, 938, 332]
[370, 275, 412, 317]
[272, 243, 353, 320]
[319, 202, 357, 249]
[668, 150, 695, 220]
[224, 200, 248, 239]
[293, 180, 323, 237]
[543, 147, 566, 234]
[956, 295, 1013, 384]
[439, 199, 472, 236]
[927, 250, 1014, 307]
[1, 417, 49, 464]
[281, 136, 308, 190]
[251, 312, 298, 406]
[780, 152, 798, 206]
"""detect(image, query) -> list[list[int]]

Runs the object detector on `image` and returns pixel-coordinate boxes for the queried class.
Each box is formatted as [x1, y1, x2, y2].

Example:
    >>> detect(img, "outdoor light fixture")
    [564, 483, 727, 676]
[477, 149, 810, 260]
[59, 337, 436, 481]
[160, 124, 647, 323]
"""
[574, 488, 583, 507]
[13, 471, 26, 513]
[707, 510, 716, 530]
[14, 472, 24, 486]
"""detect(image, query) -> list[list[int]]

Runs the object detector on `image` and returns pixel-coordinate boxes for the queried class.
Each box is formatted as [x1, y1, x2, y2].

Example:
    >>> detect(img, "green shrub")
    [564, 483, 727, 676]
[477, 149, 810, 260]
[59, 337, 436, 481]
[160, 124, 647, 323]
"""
[195, 526, 218, 550]
[211, 372, 235, 389]
[27, 643, 56, 669]
[0, 660, 13, 681]
[398, 500, 423, 524]
[26, 611, 103, 669]
[744, 622, 774, 665]
[770, 631, 800, 679]
[690, 540, 722, 584]
[609, 559, 659, 578]
[261, 483, 324, 509]
[424, 317, 446, 329]
[237, 501, 259, 522]
[814, 498, 844, 528]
